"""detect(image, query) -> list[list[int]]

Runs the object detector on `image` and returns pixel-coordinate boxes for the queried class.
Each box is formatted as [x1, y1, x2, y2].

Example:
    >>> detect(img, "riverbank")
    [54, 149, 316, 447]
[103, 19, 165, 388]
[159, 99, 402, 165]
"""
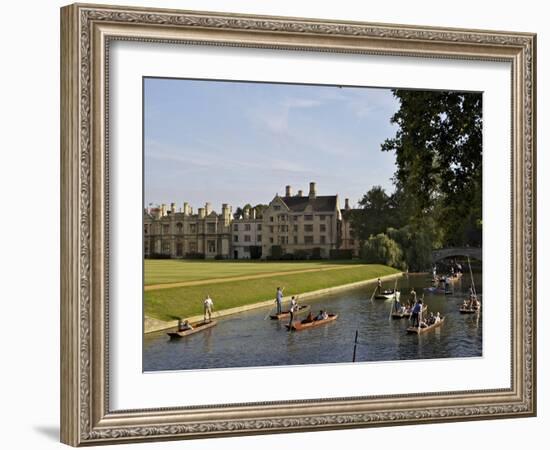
[144, 268, 402, 333]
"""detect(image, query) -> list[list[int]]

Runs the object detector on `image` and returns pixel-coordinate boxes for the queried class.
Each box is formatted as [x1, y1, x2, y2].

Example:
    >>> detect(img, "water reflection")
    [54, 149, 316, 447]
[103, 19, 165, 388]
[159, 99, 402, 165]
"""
[143, 274, 482, 371]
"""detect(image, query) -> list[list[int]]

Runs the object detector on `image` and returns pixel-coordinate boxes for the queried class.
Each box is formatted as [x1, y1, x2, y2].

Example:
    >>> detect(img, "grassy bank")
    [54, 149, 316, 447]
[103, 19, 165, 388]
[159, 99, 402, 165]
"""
[144, 259, 365, 286]
[145, 264, 399, 321]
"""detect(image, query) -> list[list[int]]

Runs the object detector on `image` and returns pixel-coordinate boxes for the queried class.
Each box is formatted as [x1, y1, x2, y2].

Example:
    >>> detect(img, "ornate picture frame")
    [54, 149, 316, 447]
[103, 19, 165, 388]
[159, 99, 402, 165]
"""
[60, 3, 536, 446]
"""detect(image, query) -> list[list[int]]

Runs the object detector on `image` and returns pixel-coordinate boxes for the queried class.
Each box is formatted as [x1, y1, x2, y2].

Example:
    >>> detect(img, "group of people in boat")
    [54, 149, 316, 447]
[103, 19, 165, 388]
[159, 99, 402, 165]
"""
[394, 288, 442, 329]
[279, 288, 332, 328]
[177, 294, 216, 331]
[462, 285, 481, 310]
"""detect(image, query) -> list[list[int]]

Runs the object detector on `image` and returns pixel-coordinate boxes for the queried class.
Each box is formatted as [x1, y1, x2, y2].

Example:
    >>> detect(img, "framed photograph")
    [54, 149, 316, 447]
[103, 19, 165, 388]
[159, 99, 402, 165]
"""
[60, 3, 536, 446]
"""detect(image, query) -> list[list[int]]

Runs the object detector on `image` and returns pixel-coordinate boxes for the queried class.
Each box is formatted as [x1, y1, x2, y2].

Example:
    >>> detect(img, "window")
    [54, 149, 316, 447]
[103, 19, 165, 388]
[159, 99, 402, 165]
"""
[234, 235, 239, 242]
[270, 216, 274, 222]
[350, 239, 355, 246]
[162, 224, 170, 234]
[244, 224, 251, 231]
[233, 224, 239, 231]
[207, 223, 216, 233]
[304, 236, 314, 244]
[269, 226, 274, 233]
[176, 222, 183, 233]
[320, 235, 326, 244]
[257, 234, 262, 242]
[162, 241, 170, 254]
[319, 215, 327, 221]
[207, 240, 216, 253]
[293, 236, 298, 244]
[278, 236, 287, 244]
[144, 225, 149, 235]
[189, 242, 197, 253]
[273, 205, 281, 211]
[269, 238, 274, 244]
[304, 224, 313, 232]
[189, 223, 197, 233]
[244, 235, 251, 242]
[278, 214, 287, 222]
[304, 215, 313, 221]
[320, 224, 326, 232]
[293, 225, 298, 232]
[257, 224, 262, 231]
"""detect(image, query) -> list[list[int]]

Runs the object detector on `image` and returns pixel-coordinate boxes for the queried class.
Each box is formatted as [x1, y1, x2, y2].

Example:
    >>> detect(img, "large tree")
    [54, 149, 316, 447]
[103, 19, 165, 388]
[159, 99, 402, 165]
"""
[381, 90, 482, 246]
[350, 186, 401, 243]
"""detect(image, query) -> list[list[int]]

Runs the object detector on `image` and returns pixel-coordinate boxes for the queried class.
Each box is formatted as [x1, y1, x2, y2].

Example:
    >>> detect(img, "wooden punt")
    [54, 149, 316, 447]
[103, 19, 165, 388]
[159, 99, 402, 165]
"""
[406, 317, 445, 334]
[375, 290, 400, 300]
[286, 314, 338, 331]
[459, 306, 481, 314]
[270, 304, 311, 320]
[167, 320, 217, 339]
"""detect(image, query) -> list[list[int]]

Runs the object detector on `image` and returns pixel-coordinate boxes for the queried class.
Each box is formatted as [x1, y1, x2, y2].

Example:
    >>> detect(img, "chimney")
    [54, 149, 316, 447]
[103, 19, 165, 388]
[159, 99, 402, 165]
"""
[243, 206, 250, 219]
[183, 202, 189, 216]
[345, 198, 350, 210]
[297, 190, 303, 197]
[205, 202, 212, 216]
[160, 203, 167, 217]
[309, 182, 317, 199]
[198, 208, 206, 219]
[285, 185, 292, 197]
[170, 202, 176, 214]
[251, 208, 256, 220]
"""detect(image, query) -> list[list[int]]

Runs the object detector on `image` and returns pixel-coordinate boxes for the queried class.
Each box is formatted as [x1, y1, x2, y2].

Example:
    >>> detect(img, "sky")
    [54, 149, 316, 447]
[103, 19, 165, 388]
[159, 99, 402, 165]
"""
[144, 77, 400, 212]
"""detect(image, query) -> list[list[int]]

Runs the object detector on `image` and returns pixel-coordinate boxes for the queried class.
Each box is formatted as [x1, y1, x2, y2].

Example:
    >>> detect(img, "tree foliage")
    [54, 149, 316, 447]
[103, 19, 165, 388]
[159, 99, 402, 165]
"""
[353, 90, 482, 269]
[381, 90, 482, 246]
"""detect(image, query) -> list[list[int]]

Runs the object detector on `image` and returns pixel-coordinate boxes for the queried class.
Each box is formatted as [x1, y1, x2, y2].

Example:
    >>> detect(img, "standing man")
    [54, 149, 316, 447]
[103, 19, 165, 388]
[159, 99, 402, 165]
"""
[411, 298, 423, 328]
[203, 295, 214, 322]
[275, 287, 284, 315]
[377, 278, 382, 294]
[288, 296, 297, 328]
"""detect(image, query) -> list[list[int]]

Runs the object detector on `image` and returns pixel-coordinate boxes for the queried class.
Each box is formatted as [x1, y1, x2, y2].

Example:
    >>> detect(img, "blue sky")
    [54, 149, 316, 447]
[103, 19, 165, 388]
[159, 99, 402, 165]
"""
[144, 78, 400, 211]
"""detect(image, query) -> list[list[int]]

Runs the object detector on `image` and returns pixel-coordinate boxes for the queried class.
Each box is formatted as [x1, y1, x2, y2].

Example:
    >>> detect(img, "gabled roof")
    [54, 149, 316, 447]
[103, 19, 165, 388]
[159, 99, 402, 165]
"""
[280, 195, 338, 213]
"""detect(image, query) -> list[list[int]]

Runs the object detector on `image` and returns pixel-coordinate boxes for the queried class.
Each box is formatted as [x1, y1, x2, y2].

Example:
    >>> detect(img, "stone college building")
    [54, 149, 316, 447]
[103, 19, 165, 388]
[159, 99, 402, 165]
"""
[143, 182, 360, 260]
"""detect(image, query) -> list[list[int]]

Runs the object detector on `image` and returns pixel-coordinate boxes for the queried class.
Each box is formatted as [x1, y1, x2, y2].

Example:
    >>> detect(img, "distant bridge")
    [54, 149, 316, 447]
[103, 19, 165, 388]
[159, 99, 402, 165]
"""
[431, 247, 482, 263]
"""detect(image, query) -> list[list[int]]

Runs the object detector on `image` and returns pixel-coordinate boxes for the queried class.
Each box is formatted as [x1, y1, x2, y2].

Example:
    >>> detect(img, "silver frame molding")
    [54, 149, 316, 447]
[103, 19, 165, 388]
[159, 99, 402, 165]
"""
[60, 3, 536, 446]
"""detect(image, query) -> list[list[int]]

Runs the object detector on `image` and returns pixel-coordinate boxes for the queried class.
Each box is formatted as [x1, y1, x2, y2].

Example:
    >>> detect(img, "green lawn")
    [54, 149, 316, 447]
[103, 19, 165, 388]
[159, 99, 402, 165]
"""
[144, 264, 400, 321]
[144, 259, 364, 286]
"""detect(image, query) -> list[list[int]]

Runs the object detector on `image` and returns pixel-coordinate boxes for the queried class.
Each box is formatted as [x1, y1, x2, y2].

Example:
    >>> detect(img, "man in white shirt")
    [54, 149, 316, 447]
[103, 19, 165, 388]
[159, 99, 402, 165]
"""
[287, 296, 297, 327]
[203, 295, 214, 322]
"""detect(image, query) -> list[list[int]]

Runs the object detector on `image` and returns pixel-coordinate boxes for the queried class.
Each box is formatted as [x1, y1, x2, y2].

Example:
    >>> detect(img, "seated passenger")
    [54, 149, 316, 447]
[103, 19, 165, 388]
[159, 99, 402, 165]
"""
[322, 311, 329, 320]
[178, 320, 193, 331]
[303, 312, 315, 323]
[315, 310, 324, 321]
[434, 312, 441, 323]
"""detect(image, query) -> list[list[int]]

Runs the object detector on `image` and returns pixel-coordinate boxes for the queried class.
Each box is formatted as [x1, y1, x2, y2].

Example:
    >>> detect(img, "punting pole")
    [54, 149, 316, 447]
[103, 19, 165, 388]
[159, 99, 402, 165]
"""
[352, 330, 359, 362]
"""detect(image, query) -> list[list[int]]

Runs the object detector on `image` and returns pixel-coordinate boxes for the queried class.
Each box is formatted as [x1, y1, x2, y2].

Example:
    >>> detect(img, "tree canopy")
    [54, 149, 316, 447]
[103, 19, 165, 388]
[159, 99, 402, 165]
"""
[352, 89, 483, 269]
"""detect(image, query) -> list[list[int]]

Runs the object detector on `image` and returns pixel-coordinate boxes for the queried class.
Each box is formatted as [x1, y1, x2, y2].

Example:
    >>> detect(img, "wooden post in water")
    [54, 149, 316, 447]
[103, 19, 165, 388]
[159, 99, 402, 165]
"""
[352, 330, 359, 362]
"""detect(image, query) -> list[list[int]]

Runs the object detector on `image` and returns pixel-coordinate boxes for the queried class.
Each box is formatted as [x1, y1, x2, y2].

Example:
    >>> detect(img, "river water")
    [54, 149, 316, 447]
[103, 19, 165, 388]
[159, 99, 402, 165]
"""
[143, 274, 482, 372]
